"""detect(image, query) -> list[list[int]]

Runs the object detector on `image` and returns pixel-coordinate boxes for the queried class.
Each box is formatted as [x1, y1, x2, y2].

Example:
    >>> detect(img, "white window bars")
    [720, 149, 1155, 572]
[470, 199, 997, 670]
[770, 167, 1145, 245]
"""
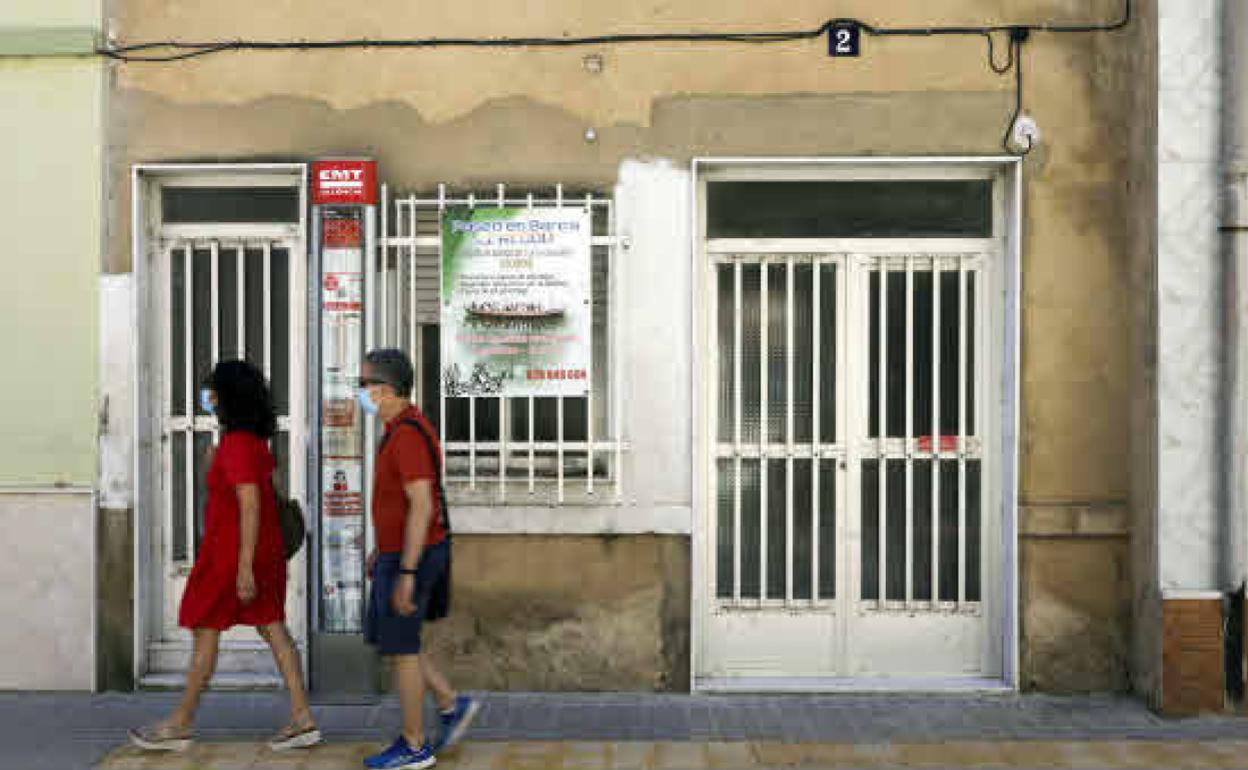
[378, 183, 625, 504]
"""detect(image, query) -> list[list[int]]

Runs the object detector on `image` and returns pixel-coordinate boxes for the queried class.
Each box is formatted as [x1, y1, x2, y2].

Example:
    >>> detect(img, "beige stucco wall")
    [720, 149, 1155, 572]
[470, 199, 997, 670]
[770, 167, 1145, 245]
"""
[105, 0, 1145, 690]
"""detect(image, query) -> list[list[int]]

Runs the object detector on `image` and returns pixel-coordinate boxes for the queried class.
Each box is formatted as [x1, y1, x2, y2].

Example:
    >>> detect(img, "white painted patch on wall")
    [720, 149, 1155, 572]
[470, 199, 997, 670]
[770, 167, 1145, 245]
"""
[99, 274, 134, 510]
[615, 158, 694, 514]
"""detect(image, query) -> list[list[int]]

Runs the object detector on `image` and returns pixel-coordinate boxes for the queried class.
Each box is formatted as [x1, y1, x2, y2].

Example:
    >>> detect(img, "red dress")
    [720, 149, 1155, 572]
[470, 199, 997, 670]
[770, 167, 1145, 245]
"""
[178, 430, 287, 630]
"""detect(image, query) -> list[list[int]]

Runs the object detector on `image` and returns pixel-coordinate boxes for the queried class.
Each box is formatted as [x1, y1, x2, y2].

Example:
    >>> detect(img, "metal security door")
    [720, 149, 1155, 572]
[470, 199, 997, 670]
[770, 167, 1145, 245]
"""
[703, 253, 848, 680]
[149, 236, 307, 681]
[699, 247, 999, 686]
[844, 252, 997, 680]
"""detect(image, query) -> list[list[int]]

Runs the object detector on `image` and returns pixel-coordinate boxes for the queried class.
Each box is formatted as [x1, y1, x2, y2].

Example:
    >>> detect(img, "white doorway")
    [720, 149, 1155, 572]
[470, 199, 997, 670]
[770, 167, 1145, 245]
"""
[134, 166, 309, 686]
[693, 160, 1018, 690]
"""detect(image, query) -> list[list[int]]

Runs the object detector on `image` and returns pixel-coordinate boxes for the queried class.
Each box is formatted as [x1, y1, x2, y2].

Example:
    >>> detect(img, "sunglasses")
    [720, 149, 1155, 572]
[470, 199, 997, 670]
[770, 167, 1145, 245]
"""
[357, 377, 390, 388]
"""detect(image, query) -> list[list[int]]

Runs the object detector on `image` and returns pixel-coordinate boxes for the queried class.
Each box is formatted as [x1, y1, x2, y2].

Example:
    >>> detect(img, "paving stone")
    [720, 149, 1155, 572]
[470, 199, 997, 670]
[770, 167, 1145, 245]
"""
[298, 741, 372, 769]
[97, 748, 188, 770]
[753, 741, 890, 768]
[704, 741, 757, 769]
[609, 741, 657, 770]
[651, 741, 707, 770]
[562, 741, 611, 770]
[438, 740, 509, 770]
[501, 740, 566, 770]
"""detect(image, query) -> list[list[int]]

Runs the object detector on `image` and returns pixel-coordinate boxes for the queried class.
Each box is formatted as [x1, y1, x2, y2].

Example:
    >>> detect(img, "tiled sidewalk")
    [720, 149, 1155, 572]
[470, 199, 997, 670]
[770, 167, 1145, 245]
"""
[97, 738, 1248, 769]
[4, 691, 1247, 769]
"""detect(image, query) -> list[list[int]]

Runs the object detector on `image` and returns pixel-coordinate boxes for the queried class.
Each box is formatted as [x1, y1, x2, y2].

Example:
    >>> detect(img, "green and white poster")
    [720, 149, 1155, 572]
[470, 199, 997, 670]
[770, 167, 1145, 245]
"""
[441, 206, 592, 397]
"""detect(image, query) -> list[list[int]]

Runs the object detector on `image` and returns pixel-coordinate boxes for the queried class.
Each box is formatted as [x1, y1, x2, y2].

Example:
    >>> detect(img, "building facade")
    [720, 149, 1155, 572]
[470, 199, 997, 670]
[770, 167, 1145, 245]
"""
[5, 0, 1247, 715]
[0, 0, 104, 691]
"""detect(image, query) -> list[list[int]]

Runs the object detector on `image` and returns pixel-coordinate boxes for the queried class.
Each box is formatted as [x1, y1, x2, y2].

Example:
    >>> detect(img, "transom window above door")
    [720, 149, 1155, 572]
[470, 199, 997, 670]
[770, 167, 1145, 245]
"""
[706, 180, 994, 239]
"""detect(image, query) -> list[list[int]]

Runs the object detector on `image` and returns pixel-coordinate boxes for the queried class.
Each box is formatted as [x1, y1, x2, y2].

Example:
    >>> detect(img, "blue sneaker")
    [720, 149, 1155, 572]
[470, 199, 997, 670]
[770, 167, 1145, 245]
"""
[433, 695, 480, 752]
[363, 735, 435, 769]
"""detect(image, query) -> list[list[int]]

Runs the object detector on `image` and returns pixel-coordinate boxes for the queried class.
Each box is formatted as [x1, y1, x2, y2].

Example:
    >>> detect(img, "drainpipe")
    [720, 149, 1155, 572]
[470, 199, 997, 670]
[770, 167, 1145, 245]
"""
[1226, 0, 1248, 593]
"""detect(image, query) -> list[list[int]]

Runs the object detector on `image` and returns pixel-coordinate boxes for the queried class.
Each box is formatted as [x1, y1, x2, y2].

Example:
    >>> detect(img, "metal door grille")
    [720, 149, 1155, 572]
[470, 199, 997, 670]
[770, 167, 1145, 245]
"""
[713, 254, 841, 607]
[859, 254, 984, 613]
[712, 252, 986, 613]
[378, 184, 625, 504]
[161, 238, 295, 567]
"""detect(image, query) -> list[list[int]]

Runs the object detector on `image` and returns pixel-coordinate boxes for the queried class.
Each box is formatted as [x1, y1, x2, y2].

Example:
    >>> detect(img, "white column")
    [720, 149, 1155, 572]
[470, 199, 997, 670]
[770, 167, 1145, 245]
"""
[1156, 0, 1225, 592]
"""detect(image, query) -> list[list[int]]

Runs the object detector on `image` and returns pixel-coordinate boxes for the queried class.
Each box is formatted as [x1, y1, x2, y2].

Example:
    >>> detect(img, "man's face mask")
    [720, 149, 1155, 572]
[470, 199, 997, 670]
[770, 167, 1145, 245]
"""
[357, 387, 379, 416]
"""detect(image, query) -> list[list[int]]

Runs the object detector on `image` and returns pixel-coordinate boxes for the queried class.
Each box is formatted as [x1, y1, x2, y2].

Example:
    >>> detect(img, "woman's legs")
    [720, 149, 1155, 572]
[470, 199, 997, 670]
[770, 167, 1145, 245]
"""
[168, 627, 221, 729]
[257, 623, 315, 727]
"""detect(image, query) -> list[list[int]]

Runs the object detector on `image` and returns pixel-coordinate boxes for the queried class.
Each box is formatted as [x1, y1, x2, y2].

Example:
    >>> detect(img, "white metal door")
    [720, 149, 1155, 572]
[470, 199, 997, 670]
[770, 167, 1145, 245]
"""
[149, 236, 307, 677]
[699, 246, 999, 685]
[844, 252, 997, 680]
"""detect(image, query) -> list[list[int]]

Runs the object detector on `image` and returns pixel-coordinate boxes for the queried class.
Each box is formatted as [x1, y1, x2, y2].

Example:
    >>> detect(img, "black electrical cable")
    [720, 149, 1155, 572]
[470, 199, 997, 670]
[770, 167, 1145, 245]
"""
[97, 0, 1129, 154]
[99, 27, 832, 61]
[1004, 28, 1032, 155]
[98, 0, 1129, 60]
[985, 30, 1016, 75]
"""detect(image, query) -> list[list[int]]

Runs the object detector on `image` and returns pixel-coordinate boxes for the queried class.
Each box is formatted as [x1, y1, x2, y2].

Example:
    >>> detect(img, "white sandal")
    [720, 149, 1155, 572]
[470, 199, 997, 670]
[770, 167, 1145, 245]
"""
[268, 721, 323, 751]
[128, 723, 193, 752]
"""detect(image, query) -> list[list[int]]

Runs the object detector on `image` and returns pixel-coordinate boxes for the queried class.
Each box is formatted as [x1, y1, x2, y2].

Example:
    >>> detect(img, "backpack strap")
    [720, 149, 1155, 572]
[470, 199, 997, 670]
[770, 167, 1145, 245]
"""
[379, 415, 452, 538]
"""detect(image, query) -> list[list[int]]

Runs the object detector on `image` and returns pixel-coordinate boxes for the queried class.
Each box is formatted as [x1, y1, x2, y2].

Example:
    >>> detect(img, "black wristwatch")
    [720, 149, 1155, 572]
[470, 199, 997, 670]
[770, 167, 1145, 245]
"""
[399, 567, 419, 575]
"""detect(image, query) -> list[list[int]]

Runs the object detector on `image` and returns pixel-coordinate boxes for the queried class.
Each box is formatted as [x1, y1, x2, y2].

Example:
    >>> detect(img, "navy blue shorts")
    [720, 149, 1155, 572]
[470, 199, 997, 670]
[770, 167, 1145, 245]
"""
[364, 543, 449, 656]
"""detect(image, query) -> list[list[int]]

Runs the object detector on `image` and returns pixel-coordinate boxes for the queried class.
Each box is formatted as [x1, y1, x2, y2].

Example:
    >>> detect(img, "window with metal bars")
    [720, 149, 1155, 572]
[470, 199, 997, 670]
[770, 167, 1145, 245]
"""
[378, 185, 624, 503]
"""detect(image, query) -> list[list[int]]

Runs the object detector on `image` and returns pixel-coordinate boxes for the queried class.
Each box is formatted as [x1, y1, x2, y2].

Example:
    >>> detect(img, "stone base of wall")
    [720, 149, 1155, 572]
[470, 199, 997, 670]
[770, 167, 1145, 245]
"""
[97, 506, 133, 691]
[1019, 528, 1131, 692]
[0, 493, 96, 690]
[420, 534, 691, 692]
[1160, 594, 1224, 716]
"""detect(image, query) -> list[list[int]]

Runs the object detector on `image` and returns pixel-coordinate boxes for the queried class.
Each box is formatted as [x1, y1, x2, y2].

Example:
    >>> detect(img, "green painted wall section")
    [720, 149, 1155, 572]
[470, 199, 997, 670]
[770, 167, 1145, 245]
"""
[0, 58, 102, 486]
[3, 0, 99, 28]
[0, 27, 99, 56]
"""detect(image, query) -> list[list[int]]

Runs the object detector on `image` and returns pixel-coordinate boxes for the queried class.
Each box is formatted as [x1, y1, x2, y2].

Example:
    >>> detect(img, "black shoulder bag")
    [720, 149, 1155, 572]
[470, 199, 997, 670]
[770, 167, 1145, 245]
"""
[381, 417, 454, 621]
[273, 478, 307, 560]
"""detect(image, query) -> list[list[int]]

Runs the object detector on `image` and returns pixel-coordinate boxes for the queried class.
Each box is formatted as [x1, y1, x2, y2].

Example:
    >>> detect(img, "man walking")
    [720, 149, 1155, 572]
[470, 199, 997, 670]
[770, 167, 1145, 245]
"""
[358, 348, 478, 770]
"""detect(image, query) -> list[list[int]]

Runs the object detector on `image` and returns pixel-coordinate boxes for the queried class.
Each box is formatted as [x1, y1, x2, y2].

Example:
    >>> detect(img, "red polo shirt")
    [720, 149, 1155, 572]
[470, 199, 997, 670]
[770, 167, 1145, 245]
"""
[372, 405, 447, 554]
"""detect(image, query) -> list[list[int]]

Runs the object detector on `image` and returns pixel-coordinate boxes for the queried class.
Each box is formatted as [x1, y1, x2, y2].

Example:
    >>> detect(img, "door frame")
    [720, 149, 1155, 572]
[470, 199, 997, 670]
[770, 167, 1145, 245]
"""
[689, 156, 1022, 692]
[131, 163, 310, 685]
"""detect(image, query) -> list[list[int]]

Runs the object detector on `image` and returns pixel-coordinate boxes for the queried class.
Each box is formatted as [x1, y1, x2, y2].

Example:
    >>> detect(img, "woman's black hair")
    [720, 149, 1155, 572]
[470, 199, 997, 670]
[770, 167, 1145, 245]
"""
[204, 359, 277, 438]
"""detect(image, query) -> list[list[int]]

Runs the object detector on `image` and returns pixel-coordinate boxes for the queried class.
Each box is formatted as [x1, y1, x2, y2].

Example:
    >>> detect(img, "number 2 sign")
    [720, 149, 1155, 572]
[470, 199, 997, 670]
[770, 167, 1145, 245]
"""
[828, 22, 861, 57]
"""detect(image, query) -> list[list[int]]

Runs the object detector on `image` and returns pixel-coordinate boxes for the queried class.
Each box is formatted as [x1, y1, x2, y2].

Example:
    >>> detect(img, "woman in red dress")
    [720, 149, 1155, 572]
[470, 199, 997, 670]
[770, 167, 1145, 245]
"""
[130, 360, 320, 752]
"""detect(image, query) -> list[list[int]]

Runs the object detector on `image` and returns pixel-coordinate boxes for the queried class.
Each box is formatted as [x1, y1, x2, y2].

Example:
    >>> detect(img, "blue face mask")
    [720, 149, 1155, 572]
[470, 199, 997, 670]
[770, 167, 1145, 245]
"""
[357, 387, 378, 416]
[199, 388, 216, 416]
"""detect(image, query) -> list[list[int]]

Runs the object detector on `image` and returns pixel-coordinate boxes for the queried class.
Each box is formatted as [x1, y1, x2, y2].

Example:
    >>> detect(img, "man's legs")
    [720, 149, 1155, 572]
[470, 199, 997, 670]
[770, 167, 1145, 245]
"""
[421, 656, 456, 713]
[395, 653, 427, 747]
[420, 645, 479, 752]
